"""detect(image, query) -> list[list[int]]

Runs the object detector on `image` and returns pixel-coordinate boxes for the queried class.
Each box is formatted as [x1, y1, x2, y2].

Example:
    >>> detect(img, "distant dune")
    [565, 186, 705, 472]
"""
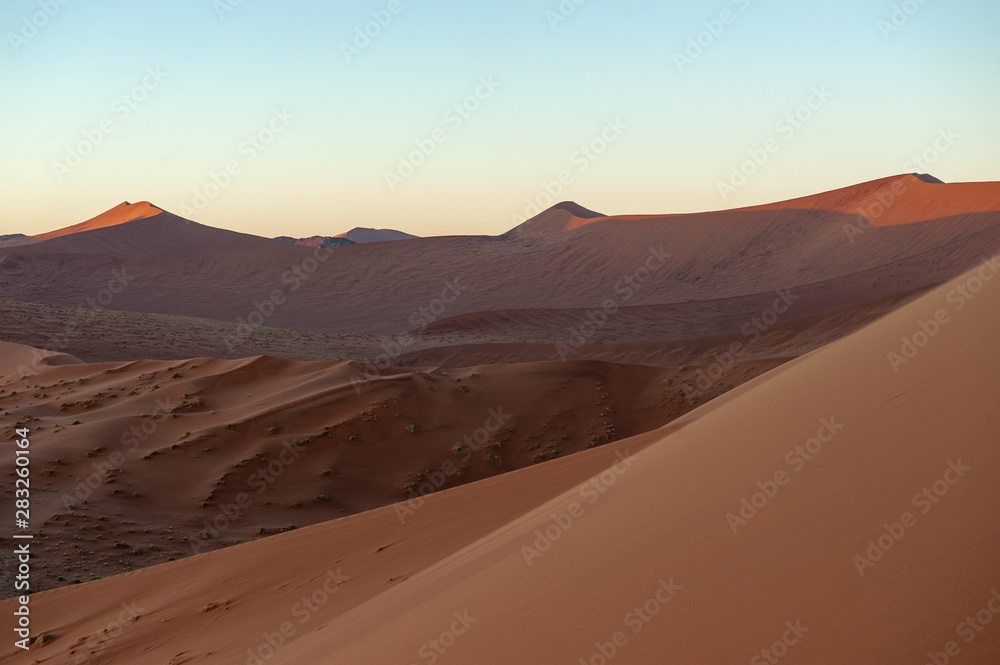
[334, 227, 418, 243]
[36, 201, 165, 240]
[2, 175, 999, 339]
[274, 235, 356, 249]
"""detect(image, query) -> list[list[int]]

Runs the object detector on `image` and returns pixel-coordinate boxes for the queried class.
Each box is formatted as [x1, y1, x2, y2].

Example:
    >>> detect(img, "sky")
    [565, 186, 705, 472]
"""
[1, 0, 998, 238]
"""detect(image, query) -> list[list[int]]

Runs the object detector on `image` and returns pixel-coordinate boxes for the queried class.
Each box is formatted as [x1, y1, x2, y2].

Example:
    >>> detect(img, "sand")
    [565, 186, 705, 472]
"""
[3, 254, 999, 664]
[2, 176, 1000, 336]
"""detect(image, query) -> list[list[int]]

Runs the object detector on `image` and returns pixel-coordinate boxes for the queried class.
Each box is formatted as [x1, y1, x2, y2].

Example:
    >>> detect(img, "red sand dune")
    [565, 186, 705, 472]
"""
[17, 211, 287, 255]
[3, 253, 998, 663]
[0, 348, 699, 593]
[31, 201, 164, 241]
[3, 176, 1000, 338]
[334, 227, 418, 243]
[745, 173, 1000, 227]
[558, 174, 1000, 231]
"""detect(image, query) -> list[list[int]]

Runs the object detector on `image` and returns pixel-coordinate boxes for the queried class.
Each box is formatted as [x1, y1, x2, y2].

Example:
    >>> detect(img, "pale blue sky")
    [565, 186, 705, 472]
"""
[1, 0, 997, 237]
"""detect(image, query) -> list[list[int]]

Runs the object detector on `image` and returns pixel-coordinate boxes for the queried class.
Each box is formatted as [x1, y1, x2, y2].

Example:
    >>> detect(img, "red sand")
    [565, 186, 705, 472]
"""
[3, 177, 1000, 336]
[32, 201, 164, 241]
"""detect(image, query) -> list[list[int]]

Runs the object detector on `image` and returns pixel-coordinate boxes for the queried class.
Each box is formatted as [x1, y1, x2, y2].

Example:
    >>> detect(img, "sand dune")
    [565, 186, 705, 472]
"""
[551, 174, 1000, 231]
[6, 201, 165, 247]
[335, 227, 419, 243]
[0, 344, 696, 594]
[3, 176, 999, 336]
[16, 211, 287, 255]
[0, 433, 664, 664]
[4, 253, 998, 664]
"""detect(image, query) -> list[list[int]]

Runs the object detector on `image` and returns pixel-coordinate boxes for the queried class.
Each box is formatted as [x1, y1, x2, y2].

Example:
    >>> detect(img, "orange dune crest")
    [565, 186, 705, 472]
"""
[560, 175, 1000, 231]
[32, 201, 165, 241]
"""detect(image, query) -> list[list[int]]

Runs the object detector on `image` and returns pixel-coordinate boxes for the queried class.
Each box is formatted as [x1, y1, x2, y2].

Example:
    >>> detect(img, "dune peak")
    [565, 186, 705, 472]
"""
[33, 200, 167, 241]
[548, 201, 605, 218]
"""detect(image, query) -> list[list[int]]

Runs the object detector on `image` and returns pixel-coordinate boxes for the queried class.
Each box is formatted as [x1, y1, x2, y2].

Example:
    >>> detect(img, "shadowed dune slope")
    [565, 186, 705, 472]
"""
[15, 212, 288, 255]
[282, 258, 1000, 663]
[2, 176, 1000, 334]
[0, 348, 704, 594]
